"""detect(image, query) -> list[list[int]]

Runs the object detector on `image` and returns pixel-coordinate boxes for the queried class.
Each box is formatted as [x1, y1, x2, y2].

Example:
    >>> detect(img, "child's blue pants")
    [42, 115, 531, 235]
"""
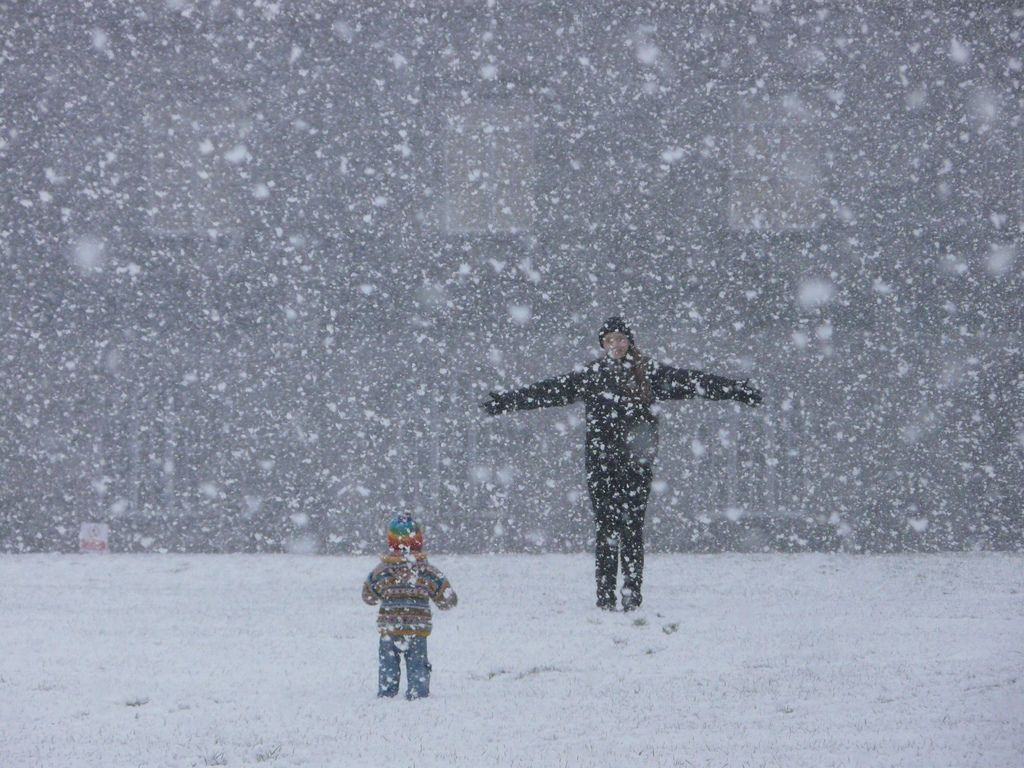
[378, 635, 431, 699]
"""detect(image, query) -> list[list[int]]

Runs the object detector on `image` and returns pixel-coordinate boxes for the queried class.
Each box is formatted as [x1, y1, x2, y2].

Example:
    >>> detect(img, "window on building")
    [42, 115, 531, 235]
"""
[443, 103, 534, 234]
[727, 93, 823, 232]
[143, 99, 252, 236]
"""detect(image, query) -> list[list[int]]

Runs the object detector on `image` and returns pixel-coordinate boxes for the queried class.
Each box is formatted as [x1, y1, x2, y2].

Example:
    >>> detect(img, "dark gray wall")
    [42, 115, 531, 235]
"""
[2, 1, 1021, 553]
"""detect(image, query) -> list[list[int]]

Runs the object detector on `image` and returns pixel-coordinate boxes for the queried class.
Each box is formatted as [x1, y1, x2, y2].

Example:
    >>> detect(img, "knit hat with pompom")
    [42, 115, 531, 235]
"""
[387, 513, 423, 552]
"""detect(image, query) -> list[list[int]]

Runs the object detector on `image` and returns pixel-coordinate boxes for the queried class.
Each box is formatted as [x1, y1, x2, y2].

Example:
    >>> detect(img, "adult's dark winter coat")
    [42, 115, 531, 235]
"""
[484, 354, 761, 471]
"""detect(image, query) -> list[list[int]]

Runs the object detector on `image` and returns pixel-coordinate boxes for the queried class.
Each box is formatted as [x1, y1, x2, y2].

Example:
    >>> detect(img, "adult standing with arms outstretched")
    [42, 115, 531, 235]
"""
[482, 317, 762, 611]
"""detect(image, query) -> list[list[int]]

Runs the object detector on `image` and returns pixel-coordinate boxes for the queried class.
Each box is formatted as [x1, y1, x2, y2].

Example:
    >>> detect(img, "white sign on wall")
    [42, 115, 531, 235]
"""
[79, 523, 110, 553]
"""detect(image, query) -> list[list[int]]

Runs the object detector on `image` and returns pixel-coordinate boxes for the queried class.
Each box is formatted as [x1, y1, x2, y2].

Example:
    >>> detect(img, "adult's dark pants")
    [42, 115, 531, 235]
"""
[587, 460, 653, 608]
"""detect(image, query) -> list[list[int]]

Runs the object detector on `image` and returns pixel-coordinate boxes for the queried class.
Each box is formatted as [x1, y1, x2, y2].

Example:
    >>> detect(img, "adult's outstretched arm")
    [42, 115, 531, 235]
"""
[481, 369, 586, 415]
[652, 364, 762, 406]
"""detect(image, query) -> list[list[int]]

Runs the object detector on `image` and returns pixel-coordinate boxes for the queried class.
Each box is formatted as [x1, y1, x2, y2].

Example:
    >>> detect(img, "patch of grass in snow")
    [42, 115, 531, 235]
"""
[514, 665, 561, 679]
[255, 744, 282, 762]
[202, 751, 227, 766]
[125, 697, 149, 707]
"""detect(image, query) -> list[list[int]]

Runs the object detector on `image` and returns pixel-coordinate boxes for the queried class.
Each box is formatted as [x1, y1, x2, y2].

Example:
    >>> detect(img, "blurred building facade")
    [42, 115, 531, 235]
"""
[2, 1, 1021, 552]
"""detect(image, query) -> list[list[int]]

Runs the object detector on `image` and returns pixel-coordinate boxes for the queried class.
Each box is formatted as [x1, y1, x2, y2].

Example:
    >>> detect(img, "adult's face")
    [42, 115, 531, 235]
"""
[601, 331, 630, 360]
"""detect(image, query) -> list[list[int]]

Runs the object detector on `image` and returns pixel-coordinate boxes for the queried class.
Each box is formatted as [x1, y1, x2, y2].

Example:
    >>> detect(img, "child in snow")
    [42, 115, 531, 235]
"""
[362, 513, 457, 699]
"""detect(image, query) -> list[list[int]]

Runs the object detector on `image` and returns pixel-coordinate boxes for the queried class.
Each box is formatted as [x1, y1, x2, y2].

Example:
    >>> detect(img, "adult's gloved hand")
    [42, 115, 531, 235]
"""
[733, 379, 763, 406]
[481, 391, 510, 415]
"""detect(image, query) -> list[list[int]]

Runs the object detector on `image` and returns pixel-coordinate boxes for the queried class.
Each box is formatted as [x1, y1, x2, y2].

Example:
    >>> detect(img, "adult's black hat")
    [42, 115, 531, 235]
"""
[598, 316, 634, 347]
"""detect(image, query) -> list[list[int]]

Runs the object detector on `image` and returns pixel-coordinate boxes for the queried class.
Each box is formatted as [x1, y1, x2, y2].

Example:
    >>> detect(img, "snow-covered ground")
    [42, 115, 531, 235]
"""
[1, 553, 1021, 768]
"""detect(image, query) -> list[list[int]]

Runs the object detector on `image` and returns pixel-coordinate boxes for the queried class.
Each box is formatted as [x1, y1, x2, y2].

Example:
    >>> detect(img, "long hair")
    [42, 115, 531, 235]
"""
[623, 344, 653, 405]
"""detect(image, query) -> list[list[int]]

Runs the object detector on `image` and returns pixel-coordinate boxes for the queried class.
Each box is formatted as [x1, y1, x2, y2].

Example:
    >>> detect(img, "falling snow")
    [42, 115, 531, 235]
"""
[1, 2, 1022, 761]
[0, 0, 1018, 556]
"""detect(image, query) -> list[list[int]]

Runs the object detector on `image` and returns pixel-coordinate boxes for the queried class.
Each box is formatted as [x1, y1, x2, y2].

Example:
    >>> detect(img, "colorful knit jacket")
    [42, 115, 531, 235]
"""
[362, 552, 457, 637]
